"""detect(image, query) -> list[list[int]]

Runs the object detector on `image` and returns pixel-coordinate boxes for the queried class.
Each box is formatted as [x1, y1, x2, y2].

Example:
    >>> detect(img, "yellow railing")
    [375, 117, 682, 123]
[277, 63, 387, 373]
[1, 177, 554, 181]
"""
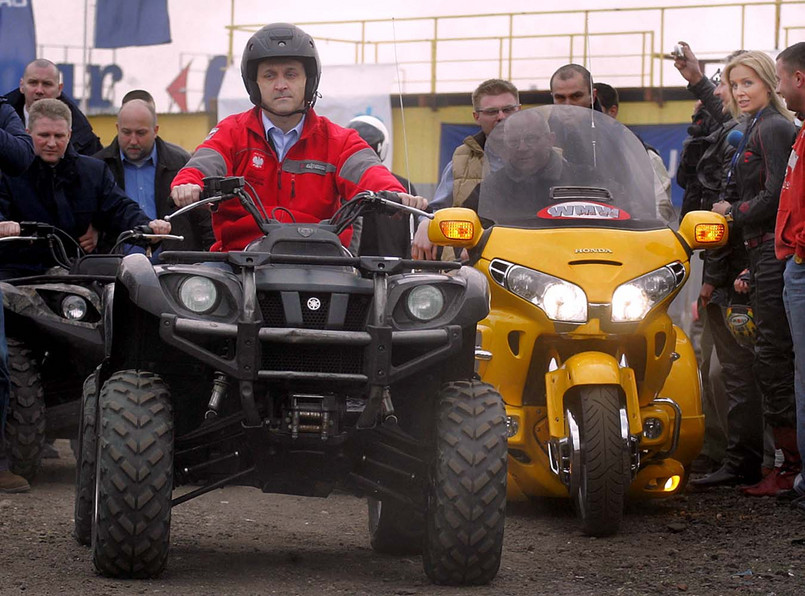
[227, 1, 805, 93]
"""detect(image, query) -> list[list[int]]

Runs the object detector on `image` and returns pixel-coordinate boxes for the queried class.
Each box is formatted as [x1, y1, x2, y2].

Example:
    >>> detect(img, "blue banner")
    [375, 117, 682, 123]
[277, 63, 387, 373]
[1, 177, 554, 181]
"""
[94, 0, 171, 49]
[628, 123, 689, 208]
[0, 0, 36, 93]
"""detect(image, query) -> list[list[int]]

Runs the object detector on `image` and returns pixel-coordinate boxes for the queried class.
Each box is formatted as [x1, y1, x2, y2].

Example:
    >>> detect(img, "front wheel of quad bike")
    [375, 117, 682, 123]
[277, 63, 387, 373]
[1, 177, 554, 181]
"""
[367, 497, 424, 555]
[423, 380, 507, 586]
[4, 338, 46, 481]
[92, 371, 174, 578]
[73, 371, 98, 546]
[568, 385, 631, 537]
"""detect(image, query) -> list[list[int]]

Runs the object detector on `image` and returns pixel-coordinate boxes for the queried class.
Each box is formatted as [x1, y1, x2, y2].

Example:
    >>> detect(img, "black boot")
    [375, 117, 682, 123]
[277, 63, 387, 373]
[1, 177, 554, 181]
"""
[689, 465, 760, 488]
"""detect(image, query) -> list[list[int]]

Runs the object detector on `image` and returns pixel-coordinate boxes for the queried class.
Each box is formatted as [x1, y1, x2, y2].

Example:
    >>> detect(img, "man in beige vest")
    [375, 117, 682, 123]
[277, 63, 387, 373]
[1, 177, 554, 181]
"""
[411, 79, 520, 260]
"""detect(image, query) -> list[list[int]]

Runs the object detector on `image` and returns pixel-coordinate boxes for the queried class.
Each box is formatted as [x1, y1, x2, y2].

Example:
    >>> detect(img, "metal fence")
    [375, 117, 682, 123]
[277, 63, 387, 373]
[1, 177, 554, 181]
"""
[228, 1, 805, 93]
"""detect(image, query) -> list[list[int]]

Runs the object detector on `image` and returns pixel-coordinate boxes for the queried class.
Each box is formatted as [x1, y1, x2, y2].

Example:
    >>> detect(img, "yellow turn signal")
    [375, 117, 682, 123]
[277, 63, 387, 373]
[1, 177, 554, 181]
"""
[694, 223, 725, 244]
[439, 220, 475, 241]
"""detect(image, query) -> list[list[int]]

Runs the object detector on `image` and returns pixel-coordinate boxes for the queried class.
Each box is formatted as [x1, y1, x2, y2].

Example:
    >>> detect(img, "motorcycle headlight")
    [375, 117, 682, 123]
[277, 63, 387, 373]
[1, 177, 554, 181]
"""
[179, 276, 219, 314]
[506, 266, 587, 323]
[611, 265, 681, 322]
[61, 295, 88, 320]
[406, 285, 444, 321]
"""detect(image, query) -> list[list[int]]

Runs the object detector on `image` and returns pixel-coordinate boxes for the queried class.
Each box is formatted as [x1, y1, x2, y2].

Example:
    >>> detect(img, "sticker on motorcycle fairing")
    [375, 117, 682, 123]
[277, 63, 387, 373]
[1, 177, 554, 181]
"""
[538, 201, 631, 220]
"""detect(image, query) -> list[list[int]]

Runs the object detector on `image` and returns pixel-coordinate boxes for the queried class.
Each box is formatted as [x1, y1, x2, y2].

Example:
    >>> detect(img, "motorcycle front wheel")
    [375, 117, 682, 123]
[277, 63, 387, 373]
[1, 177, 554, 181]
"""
[567, 385, 631, 537]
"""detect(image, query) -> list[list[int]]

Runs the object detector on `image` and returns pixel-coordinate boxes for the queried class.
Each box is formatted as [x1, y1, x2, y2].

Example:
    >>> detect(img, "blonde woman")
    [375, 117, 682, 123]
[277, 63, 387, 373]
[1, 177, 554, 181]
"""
[711, 50, 799, 497]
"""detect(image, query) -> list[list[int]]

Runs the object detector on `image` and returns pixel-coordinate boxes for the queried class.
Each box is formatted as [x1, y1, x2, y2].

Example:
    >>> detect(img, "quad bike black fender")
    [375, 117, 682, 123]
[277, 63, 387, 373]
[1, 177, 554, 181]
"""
[1, 280, 104, 354]
[116, 254, 173, 317]
[104, 254, 173, 364]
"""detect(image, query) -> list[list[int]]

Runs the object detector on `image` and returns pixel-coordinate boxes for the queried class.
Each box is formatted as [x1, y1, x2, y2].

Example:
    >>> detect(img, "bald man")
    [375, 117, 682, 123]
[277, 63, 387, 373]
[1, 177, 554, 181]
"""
[94, 99, 214, 252]
[3, 59, 101, 156]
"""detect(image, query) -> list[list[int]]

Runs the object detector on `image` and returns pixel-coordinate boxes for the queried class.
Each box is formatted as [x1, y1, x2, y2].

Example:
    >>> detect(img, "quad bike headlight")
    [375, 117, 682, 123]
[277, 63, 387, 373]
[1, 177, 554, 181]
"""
[61, 295, 88, 320]
[178, 276, 219, 314]
[405, 284, 445, 321]
[505, 265, 587, 323]
[611, 264, 683, 322]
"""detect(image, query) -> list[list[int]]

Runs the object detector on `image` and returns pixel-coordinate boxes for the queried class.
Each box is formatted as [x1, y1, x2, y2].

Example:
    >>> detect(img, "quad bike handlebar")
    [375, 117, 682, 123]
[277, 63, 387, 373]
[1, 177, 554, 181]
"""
[167, 176, 432, 238]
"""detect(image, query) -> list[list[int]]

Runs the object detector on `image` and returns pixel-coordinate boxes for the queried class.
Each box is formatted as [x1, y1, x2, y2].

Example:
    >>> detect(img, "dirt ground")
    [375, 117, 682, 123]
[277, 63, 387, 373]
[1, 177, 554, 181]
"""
[1, 440, 804, 596]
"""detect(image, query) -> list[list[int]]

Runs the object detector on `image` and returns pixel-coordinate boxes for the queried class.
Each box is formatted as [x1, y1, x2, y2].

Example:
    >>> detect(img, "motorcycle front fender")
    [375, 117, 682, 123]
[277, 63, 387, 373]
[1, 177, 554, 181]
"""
[544, 351, 642, 439]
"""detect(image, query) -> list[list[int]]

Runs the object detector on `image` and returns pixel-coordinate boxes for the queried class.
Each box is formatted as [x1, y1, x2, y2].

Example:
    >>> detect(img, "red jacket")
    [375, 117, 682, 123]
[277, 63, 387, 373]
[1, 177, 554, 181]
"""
[172, 107, 405, 251]
[776, 127, 805, 261]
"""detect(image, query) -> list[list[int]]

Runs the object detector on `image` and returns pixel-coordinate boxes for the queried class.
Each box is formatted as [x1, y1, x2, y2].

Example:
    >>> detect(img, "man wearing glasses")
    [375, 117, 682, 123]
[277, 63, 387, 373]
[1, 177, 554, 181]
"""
[412, 78, 520, 260]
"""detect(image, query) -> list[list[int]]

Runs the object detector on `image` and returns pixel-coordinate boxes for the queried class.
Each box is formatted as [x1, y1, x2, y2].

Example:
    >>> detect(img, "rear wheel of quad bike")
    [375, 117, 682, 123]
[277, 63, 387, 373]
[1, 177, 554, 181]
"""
[4, 338, 46, 481]
[73, 371, 98, 546]
[568, 385, 631, 537]
[423, 380, 507, 586]
[367, 497, 424, 555]
[92, 370, 173, 578]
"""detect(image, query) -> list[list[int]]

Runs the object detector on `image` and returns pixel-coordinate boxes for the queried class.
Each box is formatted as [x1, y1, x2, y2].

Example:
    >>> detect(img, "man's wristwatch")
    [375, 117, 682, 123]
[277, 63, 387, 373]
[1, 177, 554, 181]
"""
[723, 205, 733, 222]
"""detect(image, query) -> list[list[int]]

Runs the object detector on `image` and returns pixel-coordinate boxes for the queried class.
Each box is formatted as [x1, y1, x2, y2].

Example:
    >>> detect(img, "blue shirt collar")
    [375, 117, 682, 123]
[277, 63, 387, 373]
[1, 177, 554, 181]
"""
[262, 113, 306, 138]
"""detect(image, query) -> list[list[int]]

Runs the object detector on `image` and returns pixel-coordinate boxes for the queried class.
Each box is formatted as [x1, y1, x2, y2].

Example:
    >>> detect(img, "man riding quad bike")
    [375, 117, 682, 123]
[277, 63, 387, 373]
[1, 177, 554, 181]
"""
[77, 178, 508, 585]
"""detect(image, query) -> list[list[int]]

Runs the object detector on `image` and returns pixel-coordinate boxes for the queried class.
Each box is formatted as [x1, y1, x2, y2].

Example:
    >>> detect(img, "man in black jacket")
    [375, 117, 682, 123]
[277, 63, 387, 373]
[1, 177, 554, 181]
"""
[94, 99, 213, 253]
[0, 99, 169, 278]
[3, 59, 102, 157]
[0, 97, 34, 493]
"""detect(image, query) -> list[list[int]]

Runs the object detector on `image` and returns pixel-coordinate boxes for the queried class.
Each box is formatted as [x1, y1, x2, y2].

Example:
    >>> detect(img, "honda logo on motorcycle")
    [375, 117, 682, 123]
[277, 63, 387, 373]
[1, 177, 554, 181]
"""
[575, 248, 613, 254]
[306, 297, 322, 311]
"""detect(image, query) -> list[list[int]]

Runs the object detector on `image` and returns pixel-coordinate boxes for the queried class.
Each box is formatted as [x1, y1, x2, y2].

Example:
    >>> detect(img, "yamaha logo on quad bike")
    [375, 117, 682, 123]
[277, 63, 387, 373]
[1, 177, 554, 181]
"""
[306, 297, 322, 311]
[297, 227, 315, 237]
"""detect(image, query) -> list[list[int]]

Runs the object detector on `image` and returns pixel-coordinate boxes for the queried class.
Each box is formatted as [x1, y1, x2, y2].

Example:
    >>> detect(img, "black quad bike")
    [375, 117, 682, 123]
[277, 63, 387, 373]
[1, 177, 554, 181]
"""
[77, 177, 508, 585]
[1, 223, 180, 480]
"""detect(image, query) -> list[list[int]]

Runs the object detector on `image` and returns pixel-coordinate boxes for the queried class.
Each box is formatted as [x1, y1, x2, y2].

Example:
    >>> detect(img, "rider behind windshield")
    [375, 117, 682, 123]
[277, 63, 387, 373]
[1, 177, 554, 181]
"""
[477, 106, 659, 228]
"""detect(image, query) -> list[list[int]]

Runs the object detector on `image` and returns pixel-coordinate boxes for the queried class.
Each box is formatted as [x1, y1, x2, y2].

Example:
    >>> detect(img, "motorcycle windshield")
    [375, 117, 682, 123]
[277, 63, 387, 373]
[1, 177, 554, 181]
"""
[477, 105, 662, 230]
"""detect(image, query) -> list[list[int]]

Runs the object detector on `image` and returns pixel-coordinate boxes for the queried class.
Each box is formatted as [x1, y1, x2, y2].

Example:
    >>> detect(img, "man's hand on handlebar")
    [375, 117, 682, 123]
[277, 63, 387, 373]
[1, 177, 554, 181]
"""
[171, 183, 202, 207]
[398, 193, 428, 212]
[0, 221, 21, 238]
[148, 219, 172, 238]
[78, 223, 98, 253]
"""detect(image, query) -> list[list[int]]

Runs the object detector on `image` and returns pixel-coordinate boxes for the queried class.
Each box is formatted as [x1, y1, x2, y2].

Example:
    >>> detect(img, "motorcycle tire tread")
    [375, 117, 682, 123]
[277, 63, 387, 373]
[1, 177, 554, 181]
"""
[73, 372, 98, 546]
[4, 338, 46, 481]
[92, 370, 174, 579]
[574, 386, 628, 537]
[423, 380, 507, 586]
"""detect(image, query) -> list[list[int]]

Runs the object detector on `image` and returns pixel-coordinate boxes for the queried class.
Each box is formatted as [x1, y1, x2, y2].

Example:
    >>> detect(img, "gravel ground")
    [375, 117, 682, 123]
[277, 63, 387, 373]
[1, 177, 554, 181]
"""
[1, 440, 804, 595]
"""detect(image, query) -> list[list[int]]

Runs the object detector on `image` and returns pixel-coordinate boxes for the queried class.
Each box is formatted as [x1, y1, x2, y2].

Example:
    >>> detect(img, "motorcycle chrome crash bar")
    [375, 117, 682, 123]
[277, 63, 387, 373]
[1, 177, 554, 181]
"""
[651, 397, 683, 459]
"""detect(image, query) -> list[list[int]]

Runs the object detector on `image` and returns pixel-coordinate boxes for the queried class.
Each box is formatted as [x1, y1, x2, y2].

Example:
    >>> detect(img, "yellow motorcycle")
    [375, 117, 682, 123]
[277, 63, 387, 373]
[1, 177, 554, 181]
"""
[428, 106, 727, 536]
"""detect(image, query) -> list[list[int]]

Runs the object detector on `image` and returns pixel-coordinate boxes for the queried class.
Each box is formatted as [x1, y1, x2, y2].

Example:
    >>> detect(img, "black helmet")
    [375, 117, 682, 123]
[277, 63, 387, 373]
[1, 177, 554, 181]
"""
[241, 23, 321, 110]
